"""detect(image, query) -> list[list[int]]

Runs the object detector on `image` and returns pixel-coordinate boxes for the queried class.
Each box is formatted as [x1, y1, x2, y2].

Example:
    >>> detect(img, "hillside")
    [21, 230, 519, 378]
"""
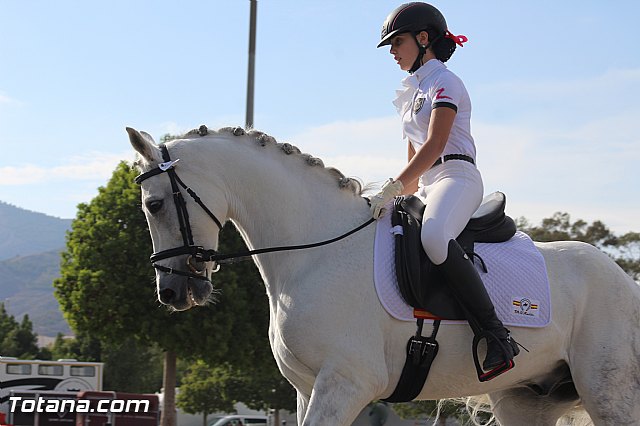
[0, 200, 72, 260]
[0, 249, 71, 336]
[0, 201, 73, 336]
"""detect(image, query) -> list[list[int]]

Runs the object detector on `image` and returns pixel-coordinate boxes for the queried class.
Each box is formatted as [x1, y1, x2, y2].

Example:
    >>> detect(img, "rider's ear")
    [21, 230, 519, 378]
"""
[126, 127, 162, 163]
[416, 31, 429, 46]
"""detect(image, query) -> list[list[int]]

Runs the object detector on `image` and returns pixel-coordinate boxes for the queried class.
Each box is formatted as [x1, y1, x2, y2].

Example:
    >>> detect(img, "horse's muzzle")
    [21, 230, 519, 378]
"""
[157, 275, 212, 311]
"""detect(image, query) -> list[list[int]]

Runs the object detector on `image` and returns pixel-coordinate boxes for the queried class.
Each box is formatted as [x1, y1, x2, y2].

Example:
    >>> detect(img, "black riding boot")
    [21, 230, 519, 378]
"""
[438, 239, 519, 372]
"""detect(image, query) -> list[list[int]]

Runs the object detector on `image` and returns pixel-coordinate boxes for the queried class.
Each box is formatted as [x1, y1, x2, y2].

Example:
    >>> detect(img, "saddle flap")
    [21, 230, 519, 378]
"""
[392, 196, 465, 319]
[392, 198, 425, 309]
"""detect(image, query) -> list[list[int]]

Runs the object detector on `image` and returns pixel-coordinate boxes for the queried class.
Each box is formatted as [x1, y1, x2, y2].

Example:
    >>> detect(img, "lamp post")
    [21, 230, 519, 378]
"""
[246, 0, 258, 129]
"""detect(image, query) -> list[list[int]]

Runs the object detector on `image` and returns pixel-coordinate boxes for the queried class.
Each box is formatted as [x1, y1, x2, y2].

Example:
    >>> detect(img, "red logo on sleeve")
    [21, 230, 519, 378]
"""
[435, 88, 452, 100]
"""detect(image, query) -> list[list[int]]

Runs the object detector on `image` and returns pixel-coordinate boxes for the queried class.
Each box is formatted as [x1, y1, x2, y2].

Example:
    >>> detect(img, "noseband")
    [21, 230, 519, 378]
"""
[135, 143, 375, 283]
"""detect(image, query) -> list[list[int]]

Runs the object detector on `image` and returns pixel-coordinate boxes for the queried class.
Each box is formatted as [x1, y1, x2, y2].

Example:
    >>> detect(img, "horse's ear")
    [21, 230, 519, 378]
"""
[126, 127, 161, 163]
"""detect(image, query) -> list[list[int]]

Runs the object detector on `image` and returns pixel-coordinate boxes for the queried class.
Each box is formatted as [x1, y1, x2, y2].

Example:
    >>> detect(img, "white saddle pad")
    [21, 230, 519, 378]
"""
[374, 212, 551, 328]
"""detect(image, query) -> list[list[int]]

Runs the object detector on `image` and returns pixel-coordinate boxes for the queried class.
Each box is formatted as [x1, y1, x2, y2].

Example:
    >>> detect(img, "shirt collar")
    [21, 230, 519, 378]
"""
[392, 60, 447, 115]
[412, 59, 446, 84]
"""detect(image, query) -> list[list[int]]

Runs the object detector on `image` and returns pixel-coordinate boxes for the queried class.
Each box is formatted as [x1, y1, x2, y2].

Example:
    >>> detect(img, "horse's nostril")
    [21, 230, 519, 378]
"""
[159, 288, 176, 304]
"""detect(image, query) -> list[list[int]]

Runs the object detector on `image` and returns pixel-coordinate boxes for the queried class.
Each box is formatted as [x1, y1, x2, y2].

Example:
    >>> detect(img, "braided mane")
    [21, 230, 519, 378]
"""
[183, 126, 364, 196]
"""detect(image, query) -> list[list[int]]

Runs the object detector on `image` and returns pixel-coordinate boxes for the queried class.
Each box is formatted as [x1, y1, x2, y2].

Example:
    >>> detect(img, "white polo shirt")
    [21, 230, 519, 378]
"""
[393, 59, 476, 160]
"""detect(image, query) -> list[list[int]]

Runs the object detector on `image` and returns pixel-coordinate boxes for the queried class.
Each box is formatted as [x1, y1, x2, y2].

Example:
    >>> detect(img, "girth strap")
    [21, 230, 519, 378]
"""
[382, 318, 441, 403]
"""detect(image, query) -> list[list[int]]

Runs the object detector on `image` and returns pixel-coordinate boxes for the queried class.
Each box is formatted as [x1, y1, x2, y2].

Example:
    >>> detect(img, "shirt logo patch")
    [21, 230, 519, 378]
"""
[435, 88, 452, 100]
[413, 97, 425, 114]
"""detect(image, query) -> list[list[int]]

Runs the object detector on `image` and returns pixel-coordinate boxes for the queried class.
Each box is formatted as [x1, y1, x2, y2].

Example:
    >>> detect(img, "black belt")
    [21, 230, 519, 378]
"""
[432, 154, 475, 168]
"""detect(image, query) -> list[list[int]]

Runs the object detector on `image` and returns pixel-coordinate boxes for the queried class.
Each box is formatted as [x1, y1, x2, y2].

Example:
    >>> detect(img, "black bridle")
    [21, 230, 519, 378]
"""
[135, 145, 375, 282]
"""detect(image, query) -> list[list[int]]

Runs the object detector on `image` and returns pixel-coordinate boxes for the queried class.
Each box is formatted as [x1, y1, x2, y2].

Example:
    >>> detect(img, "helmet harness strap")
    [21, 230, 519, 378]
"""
[408, 31, 442, 74]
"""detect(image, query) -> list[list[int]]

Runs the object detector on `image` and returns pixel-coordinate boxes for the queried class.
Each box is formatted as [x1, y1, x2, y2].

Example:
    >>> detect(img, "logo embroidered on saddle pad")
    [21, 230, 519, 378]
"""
[512, 297, 540, 317]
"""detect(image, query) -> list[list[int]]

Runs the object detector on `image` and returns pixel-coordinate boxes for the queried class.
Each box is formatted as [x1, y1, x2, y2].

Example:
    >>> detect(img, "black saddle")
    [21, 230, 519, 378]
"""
[392, 191, 516, 319]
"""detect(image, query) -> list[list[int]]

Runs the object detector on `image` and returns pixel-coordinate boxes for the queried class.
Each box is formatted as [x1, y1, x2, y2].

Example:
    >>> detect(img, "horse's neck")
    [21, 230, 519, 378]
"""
[226, 154, 366, 247]
[214, 139, 369, 282]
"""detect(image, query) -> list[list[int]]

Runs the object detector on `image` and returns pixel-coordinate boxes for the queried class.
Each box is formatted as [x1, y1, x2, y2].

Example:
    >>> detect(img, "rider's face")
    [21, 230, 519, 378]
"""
[389, 33, 419, 71]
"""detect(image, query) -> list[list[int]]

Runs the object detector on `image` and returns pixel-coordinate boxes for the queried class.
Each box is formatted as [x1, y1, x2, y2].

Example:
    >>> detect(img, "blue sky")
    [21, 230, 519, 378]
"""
[1, 1, 639, 233]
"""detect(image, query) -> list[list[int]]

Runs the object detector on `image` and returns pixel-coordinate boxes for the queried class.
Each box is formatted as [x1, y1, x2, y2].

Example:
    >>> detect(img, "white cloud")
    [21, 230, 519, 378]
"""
[0, 91, 22, 106]
[0, 165, 48, 185]
[285, 116, 405, 187]
[0, 151, 129, 186]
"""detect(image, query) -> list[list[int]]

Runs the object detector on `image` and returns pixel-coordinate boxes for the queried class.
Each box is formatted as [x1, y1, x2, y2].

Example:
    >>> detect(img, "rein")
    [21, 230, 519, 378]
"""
[135, 144, 375, 282]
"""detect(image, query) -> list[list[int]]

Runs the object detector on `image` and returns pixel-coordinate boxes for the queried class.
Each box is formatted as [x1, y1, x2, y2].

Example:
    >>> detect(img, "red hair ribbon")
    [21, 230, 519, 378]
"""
[445, 30, 468, 47]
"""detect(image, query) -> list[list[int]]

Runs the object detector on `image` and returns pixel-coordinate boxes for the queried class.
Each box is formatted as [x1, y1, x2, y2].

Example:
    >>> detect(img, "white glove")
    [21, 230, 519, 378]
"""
[369, 178, 404, 219]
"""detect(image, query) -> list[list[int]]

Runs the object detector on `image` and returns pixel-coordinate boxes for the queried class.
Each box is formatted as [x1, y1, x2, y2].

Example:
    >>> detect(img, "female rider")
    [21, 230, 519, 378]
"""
[369, 2, 519, 377]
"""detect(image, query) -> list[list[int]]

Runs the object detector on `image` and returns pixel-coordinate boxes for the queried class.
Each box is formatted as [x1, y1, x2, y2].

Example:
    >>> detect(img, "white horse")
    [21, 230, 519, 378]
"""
[127, 126, 640, 425]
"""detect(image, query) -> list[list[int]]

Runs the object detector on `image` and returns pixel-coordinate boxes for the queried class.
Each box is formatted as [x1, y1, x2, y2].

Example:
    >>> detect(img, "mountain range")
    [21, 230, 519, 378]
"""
[0, 201, 73, 336]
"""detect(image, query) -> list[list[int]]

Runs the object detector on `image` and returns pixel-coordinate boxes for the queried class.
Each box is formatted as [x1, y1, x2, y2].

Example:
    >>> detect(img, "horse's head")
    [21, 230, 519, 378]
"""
[127, 127, 224, 311]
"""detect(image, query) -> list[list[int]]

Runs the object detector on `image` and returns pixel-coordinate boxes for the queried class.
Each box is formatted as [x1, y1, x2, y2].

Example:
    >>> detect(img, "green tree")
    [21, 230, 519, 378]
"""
[612, 232, 640, 280]
[48, 331, 101, 362]
[232, 361, 296, 425]
[0, 302, 19, 351]
[54, 162, 271, 426]
[516, 212, 616, 246]
[0, 309, 39, 359]
[177, 358, 296, 426]
[177, 360, 236, 426]
[101, 338, 164, 393]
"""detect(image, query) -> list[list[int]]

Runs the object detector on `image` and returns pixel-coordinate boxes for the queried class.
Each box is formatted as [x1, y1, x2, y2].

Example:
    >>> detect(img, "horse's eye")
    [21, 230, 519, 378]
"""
[146, 200, 164, 214]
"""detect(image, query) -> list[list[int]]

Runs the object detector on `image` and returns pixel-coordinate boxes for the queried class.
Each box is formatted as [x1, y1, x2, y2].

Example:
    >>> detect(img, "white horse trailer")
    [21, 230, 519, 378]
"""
[0, 357, 103, 422]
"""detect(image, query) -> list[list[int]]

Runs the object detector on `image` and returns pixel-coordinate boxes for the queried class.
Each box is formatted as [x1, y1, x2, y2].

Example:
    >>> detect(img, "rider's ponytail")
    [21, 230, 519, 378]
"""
[426, 28, 457, 63]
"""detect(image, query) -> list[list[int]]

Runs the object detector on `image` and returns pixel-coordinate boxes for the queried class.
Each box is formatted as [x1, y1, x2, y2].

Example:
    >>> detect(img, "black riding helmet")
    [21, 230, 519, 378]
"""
[377, 2, 454, 73]
[377, 2, 447, 48]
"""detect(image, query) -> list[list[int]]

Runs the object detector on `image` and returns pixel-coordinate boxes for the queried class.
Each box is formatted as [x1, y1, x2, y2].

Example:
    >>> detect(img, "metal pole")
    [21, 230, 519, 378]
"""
[246, 0, 258, 129]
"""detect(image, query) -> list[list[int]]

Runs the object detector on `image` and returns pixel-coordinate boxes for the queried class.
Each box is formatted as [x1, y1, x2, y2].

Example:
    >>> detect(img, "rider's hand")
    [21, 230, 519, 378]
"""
[369, 178, 404, 219]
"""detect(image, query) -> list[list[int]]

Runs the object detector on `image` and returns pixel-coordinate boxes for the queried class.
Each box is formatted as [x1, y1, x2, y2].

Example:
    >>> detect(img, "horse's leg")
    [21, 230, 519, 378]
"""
[564, 262, 640, 424]
[301, 368, 376, 426]
[488, 388, 578, 426]
[296, 392, 309, 425]
[568, 328, 640, 425]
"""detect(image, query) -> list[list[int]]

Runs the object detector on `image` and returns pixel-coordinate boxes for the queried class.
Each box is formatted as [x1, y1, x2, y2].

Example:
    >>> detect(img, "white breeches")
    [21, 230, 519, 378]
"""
[416, 160, 483, 265]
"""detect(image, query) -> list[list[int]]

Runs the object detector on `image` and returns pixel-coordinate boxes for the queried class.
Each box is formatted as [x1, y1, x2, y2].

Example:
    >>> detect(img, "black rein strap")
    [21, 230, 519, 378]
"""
[207, 217, 375, 265]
